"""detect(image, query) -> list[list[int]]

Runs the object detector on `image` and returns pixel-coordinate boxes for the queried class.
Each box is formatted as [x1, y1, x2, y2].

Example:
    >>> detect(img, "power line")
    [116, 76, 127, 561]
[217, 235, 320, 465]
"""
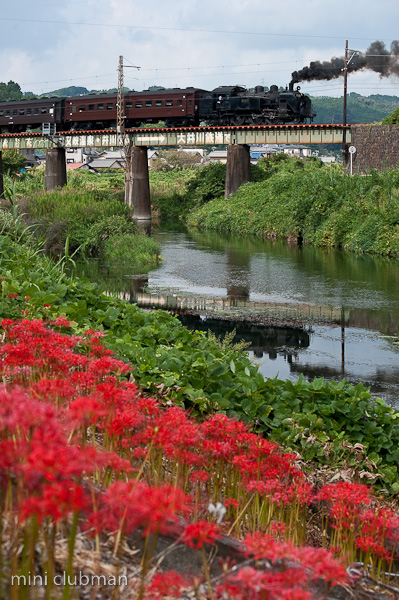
[0, 15, 393, 42]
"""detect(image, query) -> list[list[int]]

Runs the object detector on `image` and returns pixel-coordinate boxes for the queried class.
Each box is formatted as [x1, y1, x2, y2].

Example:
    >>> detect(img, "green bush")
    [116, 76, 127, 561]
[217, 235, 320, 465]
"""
[187, 163, 399, 257]
[102, 232, 161, 267]
[22, 189, 130, 254]
[84, 215, 143, 256]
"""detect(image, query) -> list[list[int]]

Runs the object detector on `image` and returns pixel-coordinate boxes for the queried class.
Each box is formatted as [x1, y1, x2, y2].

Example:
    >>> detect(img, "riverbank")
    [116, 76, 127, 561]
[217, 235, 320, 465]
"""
[185, 158, 399, 258]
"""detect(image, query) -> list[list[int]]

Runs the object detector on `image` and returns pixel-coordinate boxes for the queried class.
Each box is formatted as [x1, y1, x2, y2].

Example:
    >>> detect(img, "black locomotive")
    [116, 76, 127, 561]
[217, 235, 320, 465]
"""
[0, 82, 314, 133]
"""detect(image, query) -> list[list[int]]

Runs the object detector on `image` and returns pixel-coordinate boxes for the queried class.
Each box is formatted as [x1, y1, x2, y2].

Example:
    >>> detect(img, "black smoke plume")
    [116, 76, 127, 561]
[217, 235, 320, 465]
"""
[292, 40, 399, 83]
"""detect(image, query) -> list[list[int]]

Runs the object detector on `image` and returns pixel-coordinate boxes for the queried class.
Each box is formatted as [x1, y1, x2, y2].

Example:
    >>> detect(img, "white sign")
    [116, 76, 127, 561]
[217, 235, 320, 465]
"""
[349, 146, 356, 154]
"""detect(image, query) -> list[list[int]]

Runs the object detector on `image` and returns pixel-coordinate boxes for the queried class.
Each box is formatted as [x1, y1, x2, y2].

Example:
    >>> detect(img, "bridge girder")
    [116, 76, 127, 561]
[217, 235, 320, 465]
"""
[0, 124, 350, 150]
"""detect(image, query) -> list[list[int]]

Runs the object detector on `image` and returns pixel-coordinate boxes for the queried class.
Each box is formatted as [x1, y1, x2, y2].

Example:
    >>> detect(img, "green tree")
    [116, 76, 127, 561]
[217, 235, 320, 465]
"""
[0, 81, 23, 102]
[151, 149, 201, 172]
[2, 149, 26, 175]
[382, 105, 399, 125]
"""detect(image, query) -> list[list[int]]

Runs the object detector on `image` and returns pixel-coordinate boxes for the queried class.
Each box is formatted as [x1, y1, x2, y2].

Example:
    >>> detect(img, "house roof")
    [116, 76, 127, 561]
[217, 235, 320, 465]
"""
[66, 162, 85, 170]
[87, 159, 124, 169]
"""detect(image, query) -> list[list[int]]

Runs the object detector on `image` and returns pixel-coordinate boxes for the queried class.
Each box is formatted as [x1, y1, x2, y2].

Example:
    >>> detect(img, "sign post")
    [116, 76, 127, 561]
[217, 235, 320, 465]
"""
[348, 145, 356, 175]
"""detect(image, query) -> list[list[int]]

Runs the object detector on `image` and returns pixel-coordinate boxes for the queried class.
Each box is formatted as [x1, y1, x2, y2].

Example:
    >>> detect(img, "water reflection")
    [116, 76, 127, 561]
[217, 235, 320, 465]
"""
[75, 226, 399, 406]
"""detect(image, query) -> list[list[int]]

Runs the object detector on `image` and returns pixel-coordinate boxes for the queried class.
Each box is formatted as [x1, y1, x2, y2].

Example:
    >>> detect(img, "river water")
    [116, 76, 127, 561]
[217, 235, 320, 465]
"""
[78, 225, 399, 407]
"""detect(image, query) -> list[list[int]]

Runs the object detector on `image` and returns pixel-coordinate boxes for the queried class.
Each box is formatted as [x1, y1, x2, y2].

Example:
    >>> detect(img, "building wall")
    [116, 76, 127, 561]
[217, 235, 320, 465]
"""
[351, 124, 399, 174]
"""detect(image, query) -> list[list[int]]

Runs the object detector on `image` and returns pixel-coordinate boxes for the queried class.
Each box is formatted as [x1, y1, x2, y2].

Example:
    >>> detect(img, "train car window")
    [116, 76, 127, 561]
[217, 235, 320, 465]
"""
[188, 100, 192, 105]
[107, 104, 113, 110]
[34, 109, 39, 115]
[177, 100, 182, 106]
[19, 109, 25, 115]
[98, 103, 104, 110]
[79, 106, 85, 112]
[126, 102, 132, 108]
[88, 104, 95, 110]
[27, 109, 32, 115]
[6, 110, 10, 116]
[13, 110, 17, 115]
[72, 106, 77, 113]
[165, 100, 173, 106]
[41, 108, 47, 114]
[146, 101, 152, 107]
[156, 100, 162, 107]
[0, 111, 3, 116]
[135, 103, 142, 108]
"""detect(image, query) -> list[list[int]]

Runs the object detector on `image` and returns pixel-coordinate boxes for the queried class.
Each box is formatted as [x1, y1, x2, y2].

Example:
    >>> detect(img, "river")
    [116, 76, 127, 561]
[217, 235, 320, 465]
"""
[77, 225, 399, 407]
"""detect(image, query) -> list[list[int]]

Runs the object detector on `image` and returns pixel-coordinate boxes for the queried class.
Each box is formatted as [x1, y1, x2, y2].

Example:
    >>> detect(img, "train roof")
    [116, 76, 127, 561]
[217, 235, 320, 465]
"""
[66, 88, 207, 101]
[0, 97, 64, 106]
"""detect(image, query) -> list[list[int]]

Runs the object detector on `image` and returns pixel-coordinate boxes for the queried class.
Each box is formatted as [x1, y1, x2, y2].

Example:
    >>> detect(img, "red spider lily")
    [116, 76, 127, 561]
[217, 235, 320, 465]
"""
[216, 566, 314, 600]
[146, 571, 190, 599]
[19, 481, 89, 523]
[31, 378, 76, 404]
[92, 481, 191, 537]
[181, 520, 221, 549]
[68, 395, 108, 427]
[190, 470, 209, 483]
[224, 498, 239, 509]
[87, 356, 131, 378]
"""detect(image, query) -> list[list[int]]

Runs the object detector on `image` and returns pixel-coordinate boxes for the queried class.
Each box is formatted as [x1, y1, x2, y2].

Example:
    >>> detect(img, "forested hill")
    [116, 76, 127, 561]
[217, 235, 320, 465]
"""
[311, 93, 399, 124]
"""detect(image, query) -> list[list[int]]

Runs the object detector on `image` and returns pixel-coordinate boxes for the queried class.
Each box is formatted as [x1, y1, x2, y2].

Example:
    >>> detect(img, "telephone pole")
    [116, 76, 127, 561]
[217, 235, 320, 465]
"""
[342, 41, 359, 169]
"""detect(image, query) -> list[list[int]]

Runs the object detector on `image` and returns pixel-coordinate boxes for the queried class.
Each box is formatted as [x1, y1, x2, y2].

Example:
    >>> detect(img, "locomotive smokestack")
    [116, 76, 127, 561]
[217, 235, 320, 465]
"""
[292, 40, 399, 83]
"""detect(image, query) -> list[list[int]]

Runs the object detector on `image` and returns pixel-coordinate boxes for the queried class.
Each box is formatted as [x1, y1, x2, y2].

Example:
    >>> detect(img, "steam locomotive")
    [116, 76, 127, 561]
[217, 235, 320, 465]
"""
[0, 82, 314, 133]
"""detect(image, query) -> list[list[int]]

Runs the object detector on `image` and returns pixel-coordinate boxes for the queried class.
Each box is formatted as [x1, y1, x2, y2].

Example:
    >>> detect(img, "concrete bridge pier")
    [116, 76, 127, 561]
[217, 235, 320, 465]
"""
[225, 144, 251, 199]
[126, 146, 152, 221]
[0, 151, 3, 199]
[45, 148, 67, 191]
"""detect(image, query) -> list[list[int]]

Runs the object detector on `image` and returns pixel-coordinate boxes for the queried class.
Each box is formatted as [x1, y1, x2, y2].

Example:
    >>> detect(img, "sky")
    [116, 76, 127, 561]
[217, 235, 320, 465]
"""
[1, 0, 399, 99]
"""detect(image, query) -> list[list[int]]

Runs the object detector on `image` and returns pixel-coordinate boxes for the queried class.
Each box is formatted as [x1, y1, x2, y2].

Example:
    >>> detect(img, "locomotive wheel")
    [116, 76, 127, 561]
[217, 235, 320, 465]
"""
[251, 115, 264, 125]
[232, 115, 245, 126]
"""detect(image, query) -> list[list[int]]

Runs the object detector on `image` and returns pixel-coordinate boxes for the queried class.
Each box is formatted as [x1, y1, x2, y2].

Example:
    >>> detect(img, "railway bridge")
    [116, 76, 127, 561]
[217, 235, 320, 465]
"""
[0, 123, 350, 220]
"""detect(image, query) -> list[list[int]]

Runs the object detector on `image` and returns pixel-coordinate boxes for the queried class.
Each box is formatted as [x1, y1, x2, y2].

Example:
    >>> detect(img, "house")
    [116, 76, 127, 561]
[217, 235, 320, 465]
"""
[207, 150, 228, 164]
[65, 147, 101, 164]
[281, 145, 312, 158]
[85, 158, 125, 171]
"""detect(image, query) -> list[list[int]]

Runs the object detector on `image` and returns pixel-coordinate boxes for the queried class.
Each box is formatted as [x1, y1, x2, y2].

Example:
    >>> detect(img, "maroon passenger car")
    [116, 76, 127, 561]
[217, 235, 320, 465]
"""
[64, 88, 205, 130]
[0, 97, 64, 133]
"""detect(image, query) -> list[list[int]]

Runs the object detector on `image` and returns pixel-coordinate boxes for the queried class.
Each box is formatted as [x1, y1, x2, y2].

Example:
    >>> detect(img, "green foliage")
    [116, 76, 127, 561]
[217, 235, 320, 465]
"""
[151, 149, 201, 172]
[184, 162, 226, 204]
[149, 169, 197, 221]
[83, 215, 142, 255]
[0, 80, 23, 102]
[382, 105, 399, 125]
[102, 232, 161, 268]
[1, 149, 26, 175]
[187, 160, 399, 258]
[23, 189, 130, 254]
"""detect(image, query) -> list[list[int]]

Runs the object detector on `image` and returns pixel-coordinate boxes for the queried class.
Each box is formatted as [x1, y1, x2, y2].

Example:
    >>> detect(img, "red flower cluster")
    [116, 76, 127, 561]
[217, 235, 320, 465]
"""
[0, 317, 397, 598]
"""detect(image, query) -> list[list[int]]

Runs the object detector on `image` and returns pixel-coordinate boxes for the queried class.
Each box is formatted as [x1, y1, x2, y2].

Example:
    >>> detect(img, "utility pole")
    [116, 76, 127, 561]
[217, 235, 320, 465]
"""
[342, 40, 348, 166]
[342, 41, 359, 169]
[117, 56, 140, 204]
